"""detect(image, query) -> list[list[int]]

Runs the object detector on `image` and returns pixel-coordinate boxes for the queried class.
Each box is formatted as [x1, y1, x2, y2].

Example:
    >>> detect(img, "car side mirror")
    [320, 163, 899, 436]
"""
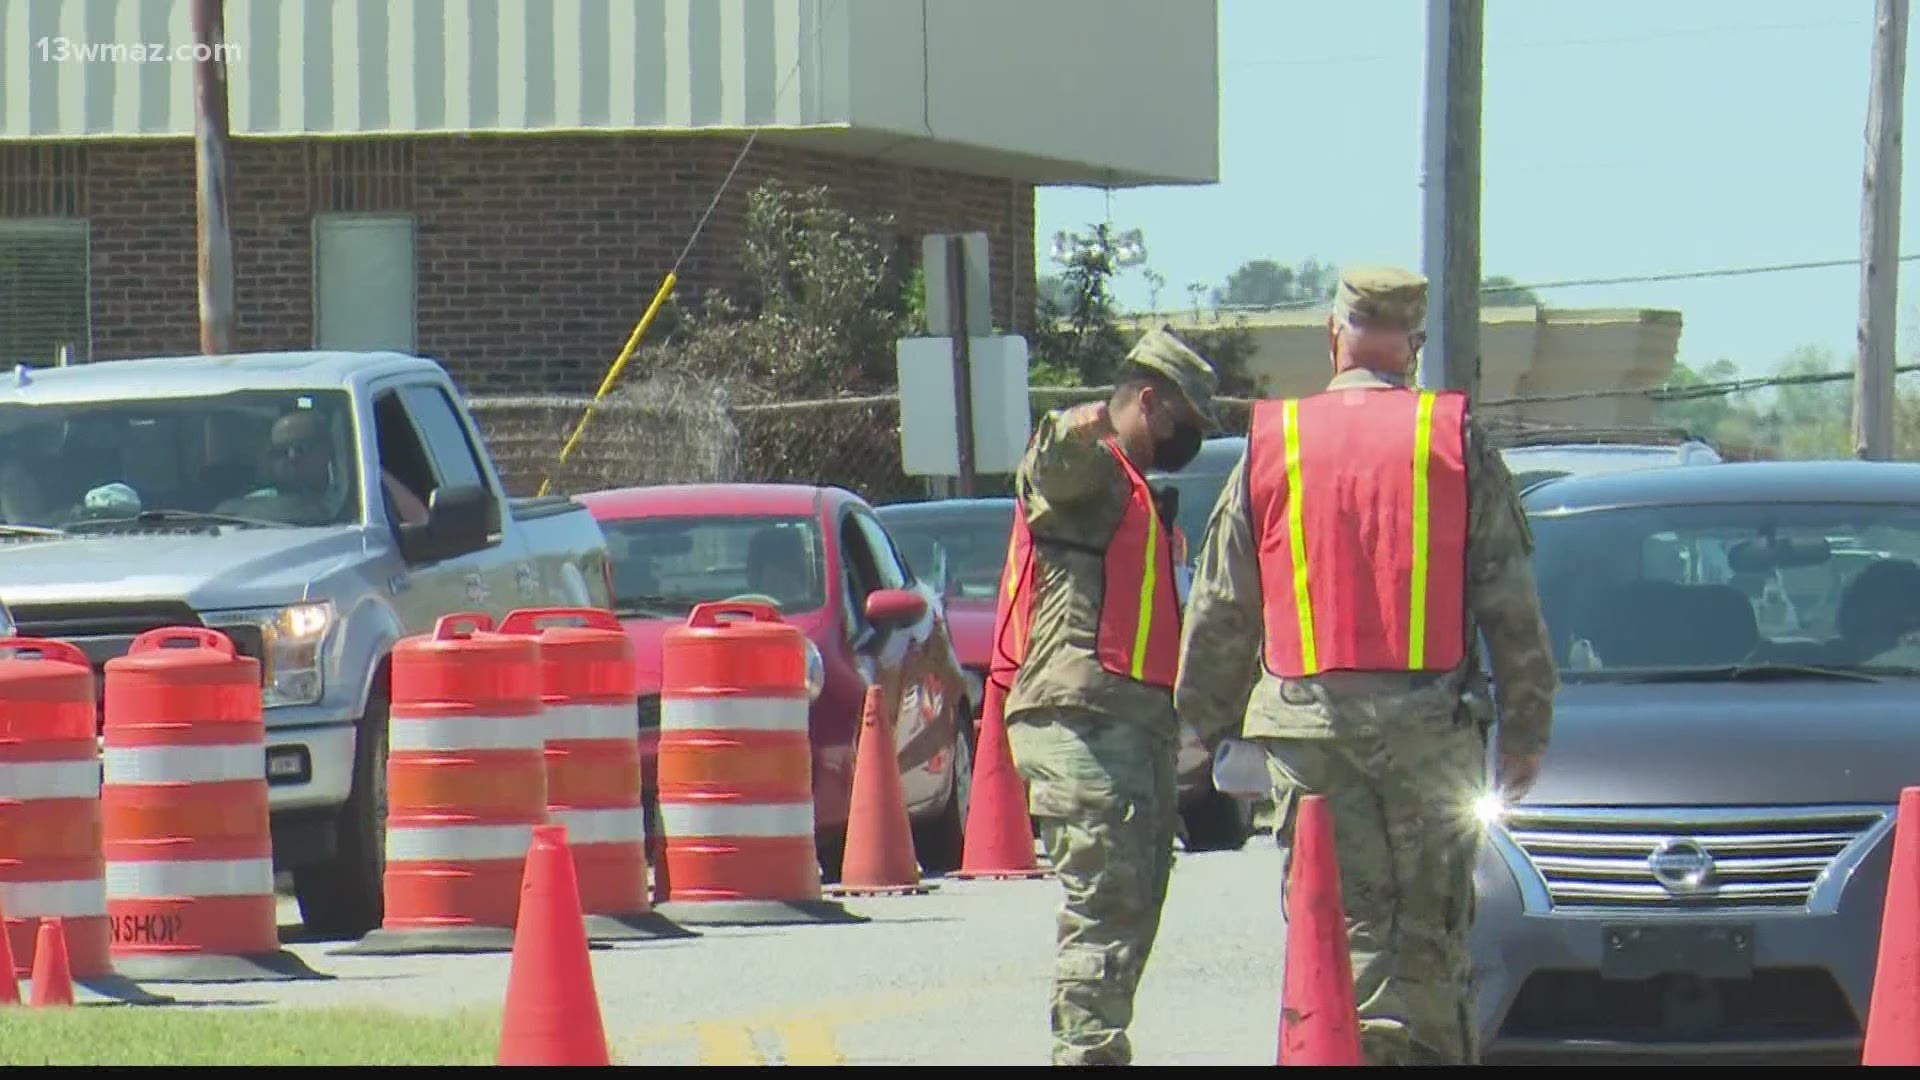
[398, 484, 499, 564]
[865, 588, 927, 630]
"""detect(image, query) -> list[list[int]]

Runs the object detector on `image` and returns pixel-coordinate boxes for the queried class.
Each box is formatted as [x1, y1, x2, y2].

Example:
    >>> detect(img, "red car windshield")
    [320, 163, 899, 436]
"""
[601, 514, 828, 617]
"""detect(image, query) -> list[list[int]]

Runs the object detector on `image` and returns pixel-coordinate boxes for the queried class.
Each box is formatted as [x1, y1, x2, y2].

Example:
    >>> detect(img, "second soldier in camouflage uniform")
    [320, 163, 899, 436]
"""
[999, 327, 1220, 1066]
[1174, 268, 1559, 1066]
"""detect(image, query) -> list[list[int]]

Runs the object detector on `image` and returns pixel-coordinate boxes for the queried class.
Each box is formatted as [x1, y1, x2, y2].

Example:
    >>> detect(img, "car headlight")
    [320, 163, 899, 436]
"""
[805, 639, 825, 702]
[205, 602, 334, 708]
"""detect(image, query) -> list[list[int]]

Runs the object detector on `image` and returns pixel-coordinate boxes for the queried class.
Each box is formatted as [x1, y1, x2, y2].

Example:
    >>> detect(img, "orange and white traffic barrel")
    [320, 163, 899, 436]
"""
[342, 613, 547, 955]
[653, 602, 862, 927]
[101, 629, 317, 982]
[0, 637, 166, 1004]
[498, 607, 694, 942]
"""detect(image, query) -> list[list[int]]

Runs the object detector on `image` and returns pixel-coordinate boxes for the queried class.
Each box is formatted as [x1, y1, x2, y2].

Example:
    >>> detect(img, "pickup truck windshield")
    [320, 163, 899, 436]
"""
[601, 514, 827, 617]
[1529, 501, 1920, 679]
[0, 390, 360, 530]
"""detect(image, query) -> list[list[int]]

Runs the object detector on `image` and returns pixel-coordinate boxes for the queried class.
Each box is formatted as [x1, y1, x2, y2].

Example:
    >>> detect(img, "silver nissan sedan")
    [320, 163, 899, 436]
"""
[1469, 459, 1920, 1064]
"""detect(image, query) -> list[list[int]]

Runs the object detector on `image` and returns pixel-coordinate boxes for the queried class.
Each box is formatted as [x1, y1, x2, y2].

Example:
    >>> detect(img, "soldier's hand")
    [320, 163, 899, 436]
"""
[1062, 402, 1112, 440]
[1497, 749, 1544, 802]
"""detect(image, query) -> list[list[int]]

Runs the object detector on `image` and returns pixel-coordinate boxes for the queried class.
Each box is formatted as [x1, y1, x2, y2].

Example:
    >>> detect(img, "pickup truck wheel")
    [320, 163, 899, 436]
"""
[912, 698, 975, 877]
[293, 693, 388, 939]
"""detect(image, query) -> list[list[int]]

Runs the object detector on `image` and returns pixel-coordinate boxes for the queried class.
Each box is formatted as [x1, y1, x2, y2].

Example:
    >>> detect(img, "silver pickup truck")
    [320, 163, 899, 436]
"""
[0, 350, 613, 937]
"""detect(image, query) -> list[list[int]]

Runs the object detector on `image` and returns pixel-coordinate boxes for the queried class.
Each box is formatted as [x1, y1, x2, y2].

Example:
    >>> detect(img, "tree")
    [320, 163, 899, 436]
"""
[1029, 222, 1132, 386]
[1481, 275, 1542, 307]
[1211, 258, 1338, 309]
[1029, 222, 1261, 395]
[645, 184, 914, 401]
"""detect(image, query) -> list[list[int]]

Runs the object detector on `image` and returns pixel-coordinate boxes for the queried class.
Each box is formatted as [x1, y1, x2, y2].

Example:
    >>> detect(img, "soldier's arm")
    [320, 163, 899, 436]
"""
[1175, 452, 1263, 750]
[1464, 421, 1559, 758]
[1020, 404, 1119, 531]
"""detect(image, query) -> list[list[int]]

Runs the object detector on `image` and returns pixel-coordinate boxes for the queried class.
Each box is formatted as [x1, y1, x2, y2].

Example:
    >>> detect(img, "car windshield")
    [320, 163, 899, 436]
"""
[1528, 501, 1920, 680]
[600, 514, 827, 617]
[0, 390, 360, 530]
[879, 504, 1014, 601]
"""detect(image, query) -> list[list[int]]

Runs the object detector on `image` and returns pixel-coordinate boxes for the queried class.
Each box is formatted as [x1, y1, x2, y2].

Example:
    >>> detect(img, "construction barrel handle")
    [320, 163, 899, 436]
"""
[688, 601, 782, 629]
[433, 612, 497, 640]
[128, 627, 235, 657]
[0, 636, 91, 668]
[497, 606, 623, 635]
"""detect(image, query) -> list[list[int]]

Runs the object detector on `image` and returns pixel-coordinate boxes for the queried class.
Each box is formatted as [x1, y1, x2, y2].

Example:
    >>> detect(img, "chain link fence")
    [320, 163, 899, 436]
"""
[467, 381, 1265, 503]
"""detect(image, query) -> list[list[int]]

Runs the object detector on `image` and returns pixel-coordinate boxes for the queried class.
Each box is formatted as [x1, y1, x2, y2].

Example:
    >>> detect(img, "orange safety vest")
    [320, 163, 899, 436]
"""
[1245, 387, 1471, 678]
[987, 437, 1183, 695]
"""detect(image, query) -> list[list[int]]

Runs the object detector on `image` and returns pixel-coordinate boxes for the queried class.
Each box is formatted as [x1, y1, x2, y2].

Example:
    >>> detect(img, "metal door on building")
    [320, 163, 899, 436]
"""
[314, 213, 416, 352]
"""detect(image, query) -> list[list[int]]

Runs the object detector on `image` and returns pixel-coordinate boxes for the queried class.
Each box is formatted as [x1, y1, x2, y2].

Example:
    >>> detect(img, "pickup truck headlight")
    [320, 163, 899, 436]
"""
[205, 602, 334, 708]
[805, 639, 825, 702]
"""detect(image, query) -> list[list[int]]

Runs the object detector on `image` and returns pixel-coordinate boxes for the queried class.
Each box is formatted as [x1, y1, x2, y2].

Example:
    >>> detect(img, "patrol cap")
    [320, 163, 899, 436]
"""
[1332, 265, 1428, 332]
[1125, 326, 1221, 429]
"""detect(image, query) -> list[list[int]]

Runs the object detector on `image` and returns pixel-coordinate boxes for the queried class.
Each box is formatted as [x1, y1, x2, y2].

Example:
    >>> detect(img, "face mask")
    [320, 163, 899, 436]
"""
[1154, 420, 1203, 472]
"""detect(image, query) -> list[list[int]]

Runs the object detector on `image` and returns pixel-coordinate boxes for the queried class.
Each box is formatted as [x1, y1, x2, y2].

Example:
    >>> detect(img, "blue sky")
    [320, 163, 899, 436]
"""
[1035, 0, 1919, 378]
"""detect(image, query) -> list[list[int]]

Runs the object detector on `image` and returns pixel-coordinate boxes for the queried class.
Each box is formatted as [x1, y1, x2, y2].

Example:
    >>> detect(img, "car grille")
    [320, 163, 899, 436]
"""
[1495, 805, 1895, 914]
[3, 602, 268, 708]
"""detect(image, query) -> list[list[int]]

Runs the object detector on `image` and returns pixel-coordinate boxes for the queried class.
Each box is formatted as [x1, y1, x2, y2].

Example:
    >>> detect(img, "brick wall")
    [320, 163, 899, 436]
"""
[2, 135, 1036, 395]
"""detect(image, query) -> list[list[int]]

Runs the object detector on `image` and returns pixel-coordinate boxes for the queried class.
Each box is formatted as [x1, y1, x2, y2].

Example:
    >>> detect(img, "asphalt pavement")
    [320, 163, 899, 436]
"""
[151, 839, 1292, 1066]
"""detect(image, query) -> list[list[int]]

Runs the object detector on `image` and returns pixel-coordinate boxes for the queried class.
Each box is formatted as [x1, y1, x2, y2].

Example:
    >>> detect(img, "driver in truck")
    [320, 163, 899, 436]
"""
[217, 410, 339, 524]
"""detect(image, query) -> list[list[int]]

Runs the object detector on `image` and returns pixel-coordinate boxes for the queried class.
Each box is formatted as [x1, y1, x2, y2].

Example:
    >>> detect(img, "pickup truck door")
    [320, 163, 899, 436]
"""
[367, 379, 520, 632]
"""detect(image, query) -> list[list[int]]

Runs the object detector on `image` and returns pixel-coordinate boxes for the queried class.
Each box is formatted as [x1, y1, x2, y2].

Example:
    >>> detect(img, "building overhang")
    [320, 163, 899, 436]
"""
[2, 0, 1218, 189]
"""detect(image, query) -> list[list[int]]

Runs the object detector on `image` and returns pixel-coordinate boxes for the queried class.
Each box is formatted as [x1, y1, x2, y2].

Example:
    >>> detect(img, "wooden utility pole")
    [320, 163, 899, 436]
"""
[191, 0, 235, 354]
[1417, 0, 1484, 401]
[1856, 0, 1908, 461]
[945, 237, 979, 497]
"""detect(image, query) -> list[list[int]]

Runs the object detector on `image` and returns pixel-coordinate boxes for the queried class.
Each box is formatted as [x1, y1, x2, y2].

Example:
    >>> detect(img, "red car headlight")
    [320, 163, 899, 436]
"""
[805, 639, 825, 702]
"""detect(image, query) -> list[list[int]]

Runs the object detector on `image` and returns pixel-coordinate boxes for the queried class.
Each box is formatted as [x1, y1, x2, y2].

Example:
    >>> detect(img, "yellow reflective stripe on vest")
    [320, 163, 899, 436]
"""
[1003, 530, 1026, 653]
[1408, 391, 1436, 669]
[1282, 400, 1317, 672]
[1131, 497, 1160, 680]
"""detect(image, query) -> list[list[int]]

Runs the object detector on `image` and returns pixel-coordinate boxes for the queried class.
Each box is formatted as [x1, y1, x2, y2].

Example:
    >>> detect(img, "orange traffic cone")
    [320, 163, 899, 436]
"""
[952, 679, 1049, 881]
[497, 825, 611, 1067]
[1277, 794, 1362, 1066]
[829, 686, 929, 897]
[29, 917, 74, 1008]
[1864, 786, 1920, 1064]
[0, 888, 19, 1006]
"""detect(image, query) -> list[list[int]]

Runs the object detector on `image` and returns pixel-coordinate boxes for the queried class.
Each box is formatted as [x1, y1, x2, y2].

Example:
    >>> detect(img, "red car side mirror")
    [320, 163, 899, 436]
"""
[865, 588, 928, 628]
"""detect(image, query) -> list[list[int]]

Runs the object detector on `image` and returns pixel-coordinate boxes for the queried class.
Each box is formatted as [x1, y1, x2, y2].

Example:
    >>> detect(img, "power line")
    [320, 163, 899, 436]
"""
[1229, 17, 1864, 69]
[1508, 254, 1920, 292]
[1480, 361, 1920, 408]
[1202, 253, 1920, 316]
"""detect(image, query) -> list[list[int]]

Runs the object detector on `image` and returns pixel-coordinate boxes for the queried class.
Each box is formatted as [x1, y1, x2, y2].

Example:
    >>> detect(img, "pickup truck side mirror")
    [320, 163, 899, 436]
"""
[397, 484, 500, 565]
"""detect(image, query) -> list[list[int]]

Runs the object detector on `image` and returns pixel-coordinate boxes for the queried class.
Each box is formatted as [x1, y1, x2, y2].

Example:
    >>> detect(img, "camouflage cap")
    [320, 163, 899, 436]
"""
[1126, 326, 1221, 428]
[1332, 265, 1429, 332]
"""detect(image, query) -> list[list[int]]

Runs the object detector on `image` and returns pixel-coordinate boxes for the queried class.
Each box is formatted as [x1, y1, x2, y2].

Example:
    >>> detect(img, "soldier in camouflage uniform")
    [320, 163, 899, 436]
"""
[997, 327, 1220, 1066]
[1173, 267, 1559, 1066]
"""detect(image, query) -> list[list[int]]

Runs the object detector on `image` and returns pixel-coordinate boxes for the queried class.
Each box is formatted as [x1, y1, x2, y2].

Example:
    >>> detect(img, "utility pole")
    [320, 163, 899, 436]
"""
[1856, 0, 1907, 461]
[1417, 0, 1484, 401]
[946, 237, 979, 497]
[191, 0, 236, 354]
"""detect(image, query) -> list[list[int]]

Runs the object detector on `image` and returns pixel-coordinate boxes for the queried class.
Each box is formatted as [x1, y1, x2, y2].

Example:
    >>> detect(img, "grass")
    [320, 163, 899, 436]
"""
[0, 1003, 505, 1066]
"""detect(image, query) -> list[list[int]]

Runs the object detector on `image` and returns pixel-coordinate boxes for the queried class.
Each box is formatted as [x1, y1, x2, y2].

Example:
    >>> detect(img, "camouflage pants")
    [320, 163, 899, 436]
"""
[1260, 717, 1487, 1066]
[1006, 707, 1179, 1066]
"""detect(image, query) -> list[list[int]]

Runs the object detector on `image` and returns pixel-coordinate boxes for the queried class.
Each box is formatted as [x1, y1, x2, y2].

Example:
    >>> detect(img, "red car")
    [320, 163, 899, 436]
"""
[876, 496, 1254, 852]
[577, 483, 975, 879]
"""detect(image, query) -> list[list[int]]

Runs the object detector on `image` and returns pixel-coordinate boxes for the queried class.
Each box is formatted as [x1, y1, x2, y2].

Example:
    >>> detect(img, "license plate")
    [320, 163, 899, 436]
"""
[1600, 923, 1754, 981]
